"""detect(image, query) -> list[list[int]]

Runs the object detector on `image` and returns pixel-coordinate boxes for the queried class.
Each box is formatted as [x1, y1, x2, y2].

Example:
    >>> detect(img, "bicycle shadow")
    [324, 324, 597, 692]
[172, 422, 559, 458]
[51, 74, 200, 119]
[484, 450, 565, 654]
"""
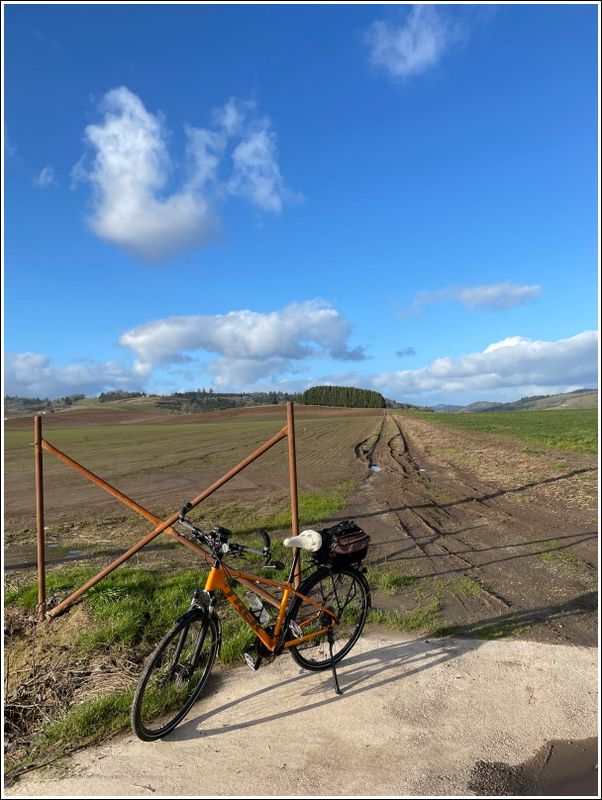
[166, 591, 596, 743]
[168, 634, 477, 742]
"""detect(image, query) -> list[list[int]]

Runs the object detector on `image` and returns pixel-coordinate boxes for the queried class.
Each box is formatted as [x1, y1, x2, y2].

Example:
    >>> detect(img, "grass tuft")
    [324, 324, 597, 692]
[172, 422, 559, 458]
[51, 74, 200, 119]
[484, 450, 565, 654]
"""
[367, 598, 444, 634]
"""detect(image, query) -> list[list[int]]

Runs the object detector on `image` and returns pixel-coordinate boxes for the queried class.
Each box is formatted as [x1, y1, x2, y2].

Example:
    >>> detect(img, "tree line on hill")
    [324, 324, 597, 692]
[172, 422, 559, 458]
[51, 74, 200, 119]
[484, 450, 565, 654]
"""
[4, 394, 86, 415]
[155, 389, 297, 414]
[4, 385, 430, 417]
[98, 391, 146, 403]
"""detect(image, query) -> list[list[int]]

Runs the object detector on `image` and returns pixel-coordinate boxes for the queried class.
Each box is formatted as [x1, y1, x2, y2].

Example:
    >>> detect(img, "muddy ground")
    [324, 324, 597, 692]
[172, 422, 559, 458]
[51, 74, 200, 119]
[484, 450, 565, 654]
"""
[4, 406, 598, 644]
[349, 412, 597, 646]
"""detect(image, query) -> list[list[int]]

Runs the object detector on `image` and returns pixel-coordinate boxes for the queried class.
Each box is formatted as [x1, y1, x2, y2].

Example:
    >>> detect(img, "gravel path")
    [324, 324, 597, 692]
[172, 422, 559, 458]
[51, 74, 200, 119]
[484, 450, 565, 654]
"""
[6, 630, 597, 797]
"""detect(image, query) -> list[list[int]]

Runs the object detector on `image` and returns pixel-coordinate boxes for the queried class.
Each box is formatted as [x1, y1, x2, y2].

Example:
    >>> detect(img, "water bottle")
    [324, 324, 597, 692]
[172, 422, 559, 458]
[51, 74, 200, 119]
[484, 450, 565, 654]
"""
[246, 592, 269, 625]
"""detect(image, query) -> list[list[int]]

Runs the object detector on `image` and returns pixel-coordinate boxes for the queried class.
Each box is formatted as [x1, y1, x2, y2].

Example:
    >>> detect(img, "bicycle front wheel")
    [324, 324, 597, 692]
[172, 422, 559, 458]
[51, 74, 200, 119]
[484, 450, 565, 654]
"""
[288, 566, 370, 671]
[131, 612, 219, 741]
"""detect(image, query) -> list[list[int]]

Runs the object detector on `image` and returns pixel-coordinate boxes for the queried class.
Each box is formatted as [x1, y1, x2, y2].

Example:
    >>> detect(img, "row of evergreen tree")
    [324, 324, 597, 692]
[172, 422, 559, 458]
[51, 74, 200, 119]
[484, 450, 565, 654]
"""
[299, 385, 386, 408]
[98, 391, 146, 403]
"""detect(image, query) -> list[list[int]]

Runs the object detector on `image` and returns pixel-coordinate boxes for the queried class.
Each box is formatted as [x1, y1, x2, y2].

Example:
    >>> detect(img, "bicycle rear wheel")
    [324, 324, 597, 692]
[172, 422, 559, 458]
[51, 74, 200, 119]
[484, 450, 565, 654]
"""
[131, 612, 219, 741]
[288, 566, 370, 671]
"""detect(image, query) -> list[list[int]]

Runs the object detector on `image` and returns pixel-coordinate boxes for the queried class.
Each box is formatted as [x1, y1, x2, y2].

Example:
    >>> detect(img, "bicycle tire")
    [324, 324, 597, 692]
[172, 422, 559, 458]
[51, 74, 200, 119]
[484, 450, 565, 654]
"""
[288, 566, 370, 671]
[131, 612, 219, 741]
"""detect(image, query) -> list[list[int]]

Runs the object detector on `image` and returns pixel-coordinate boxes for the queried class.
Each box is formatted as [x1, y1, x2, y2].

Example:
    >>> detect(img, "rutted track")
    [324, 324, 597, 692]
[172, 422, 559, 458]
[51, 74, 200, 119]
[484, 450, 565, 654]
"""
[351, 413, 597, 644]
[371, 415, 511, 612]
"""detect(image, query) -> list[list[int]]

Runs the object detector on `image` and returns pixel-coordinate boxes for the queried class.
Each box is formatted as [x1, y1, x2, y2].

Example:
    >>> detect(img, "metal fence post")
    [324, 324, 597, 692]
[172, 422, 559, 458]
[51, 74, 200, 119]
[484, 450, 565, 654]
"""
[34, 415, 46, 620]
[287, 401, 301, 587]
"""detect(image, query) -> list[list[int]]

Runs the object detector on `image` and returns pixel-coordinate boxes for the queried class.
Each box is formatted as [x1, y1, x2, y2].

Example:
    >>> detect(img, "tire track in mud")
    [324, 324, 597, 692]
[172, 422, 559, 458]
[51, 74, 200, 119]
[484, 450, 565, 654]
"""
[360, 414, 511, 612]
[353, 412, 597, 643]
[387, 415, 597, 571]
[397, 415, 598, 542]
[354, 414, 386, 471]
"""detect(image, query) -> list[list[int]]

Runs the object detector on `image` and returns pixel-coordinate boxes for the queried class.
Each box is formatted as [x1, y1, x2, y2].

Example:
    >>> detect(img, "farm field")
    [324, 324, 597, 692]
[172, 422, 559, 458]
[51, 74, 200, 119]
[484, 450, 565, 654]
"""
[3, 405, 381, 565]
[406, 408, 597, 454]
[3, 403, 597, 646]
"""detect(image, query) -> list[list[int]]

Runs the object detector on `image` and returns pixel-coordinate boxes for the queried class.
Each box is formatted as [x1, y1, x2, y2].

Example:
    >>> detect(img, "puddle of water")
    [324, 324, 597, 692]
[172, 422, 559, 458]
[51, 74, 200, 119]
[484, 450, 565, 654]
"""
[4, 538, 176, 571]
[418, 468, 427, 473]
[468, 737, 598, 796]
[3, 540, 90, 569]
[370, 465, 382, 473]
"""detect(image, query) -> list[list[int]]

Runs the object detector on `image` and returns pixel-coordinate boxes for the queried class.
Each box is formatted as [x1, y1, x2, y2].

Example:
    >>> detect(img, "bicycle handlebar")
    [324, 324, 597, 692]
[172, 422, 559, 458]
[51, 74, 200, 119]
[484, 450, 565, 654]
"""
[176, 514, 282, 567]
[179, 502, 193, 519]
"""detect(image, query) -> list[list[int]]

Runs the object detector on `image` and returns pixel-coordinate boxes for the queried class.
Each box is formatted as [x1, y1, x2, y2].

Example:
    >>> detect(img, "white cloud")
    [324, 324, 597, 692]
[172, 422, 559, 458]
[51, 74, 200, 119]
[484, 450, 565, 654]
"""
[74, 87, 217, 263]
[373, 331, 598, 397]
[184, 125, 226, 192]
[5, 352, 148, 398]
[400, 282, 541, 317]
[74, 88, 297, 263]
[457, 282, 541, 310]
[211, 97, 252, 137]
[228, 123, 291, 213]
[365, 6, 459, 79]
[34, 166, 56, 187]
[206, 357, 293, 389]
[119, 300, 366, 387]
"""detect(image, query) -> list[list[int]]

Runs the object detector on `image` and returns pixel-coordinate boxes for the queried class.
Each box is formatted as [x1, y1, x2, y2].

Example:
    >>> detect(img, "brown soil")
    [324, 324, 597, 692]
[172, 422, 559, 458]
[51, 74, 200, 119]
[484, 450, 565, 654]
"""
[3, 405, 382, 562]
[344, 413, 598, 646]
[468, 736, 598, 796]
[4, 407, 597, 645]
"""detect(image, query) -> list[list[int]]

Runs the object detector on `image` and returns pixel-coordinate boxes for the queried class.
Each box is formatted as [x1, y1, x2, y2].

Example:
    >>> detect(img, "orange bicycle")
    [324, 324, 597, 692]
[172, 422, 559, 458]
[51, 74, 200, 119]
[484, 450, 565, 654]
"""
[131, 503, 371, 741]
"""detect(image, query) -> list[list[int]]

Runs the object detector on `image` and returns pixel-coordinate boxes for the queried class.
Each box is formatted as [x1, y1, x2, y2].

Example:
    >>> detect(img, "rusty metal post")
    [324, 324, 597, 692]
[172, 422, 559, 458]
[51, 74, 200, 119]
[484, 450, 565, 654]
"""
[287, 401, 301, 587]
[34, 416, 46, 620]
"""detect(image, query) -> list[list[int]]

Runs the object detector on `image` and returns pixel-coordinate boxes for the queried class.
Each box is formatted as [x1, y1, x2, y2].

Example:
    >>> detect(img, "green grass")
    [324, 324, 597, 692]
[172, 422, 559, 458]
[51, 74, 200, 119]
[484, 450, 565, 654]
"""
[470, 620, 530, 640]
[271, 480, 356, 530]
[366, 567, 419, 596]
[403, 408, 597, 455]
[446, 576, 485, 599]
[4, 565, 258, 661]
[367, 599, 445, 635]
[537, 540, 591, 577]
[39, 689, 135, 748]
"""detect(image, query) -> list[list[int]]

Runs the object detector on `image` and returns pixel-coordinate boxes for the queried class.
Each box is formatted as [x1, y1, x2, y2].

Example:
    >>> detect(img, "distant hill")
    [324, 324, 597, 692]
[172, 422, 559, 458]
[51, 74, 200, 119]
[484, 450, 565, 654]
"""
[5, 387, 596, 418]
[4, 389, 298, 418]
[432, 389, 597, 414]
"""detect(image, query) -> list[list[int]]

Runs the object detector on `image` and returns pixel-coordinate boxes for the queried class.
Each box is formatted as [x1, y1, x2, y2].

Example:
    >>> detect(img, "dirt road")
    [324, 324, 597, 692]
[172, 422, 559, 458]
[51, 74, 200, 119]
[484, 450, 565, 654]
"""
[349, 413, 597, 645]
[6, 630, 597, 797]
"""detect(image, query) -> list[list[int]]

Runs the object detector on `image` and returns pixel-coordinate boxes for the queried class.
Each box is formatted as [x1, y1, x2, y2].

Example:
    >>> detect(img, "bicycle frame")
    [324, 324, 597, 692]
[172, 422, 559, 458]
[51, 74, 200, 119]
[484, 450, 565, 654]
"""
[204, 560, 338, 654]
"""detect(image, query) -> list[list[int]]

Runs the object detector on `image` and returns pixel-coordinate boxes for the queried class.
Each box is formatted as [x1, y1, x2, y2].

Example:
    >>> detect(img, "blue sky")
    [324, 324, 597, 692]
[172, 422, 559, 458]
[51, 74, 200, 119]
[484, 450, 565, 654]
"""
[4, 3, 599, 404]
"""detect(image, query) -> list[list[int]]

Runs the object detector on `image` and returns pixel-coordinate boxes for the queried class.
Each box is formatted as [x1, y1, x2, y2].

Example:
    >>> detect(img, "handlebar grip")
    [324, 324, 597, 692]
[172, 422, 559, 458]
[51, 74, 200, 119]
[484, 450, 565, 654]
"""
[259, 529, 271, 552]
[179, 502, 192, 519]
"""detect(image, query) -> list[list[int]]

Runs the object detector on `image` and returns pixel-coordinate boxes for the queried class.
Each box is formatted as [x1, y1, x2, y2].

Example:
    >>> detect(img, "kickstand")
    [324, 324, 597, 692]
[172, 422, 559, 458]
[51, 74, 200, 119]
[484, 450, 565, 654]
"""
[328, 629, 343, 696]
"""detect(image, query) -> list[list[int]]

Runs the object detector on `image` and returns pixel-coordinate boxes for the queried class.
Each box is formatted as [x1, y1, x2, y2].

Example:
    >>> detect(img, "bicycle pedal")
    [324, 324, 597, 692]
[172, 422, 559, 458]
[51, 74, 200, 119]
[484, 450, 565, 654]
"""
[243, 652, 262, 671]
